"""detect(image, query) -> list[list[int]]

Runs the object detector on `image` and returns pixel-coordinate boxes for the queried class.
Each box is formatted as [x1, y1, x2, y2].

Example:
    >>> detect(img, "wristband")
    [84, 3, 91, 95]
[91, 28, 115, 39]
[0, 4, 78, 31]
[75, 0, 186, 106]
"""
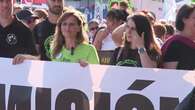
[138, 47, 146, 54]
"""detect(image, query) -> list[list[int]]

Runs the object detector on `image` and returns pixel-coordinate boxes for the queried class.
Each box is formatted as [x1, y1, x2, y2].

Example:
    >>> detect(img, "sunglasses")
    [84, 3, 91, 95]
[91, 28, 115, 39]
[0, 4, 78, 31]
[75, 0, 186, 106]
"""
[25, 18, 36, 24]
[89, 26, 98, 31]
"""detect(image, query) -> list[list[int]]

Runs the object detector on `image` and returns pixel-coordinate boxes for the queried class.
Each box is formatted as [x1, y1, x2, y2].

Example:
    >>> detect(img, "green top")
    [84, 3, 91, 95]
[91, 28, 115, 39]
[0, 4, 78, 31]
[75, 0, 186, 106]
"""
[108, 0, 133, 9]
[51, 43, 99, 64]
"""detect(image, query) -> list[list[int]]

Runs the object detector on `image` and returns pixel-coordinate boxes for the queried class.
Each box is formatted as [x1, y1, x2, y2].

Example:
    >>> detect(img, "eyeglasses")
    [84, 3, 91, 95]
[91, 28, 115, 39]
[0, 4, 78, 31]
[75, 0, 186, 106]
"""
[89, 26, 98, 31]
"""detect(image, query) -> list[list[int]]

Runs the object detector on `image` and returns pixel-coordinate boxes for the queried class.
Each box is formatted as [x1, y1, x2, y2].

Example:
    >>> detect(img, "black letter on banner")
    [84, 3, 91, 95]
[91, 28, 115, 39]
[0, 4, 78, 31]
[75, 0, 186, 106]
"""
[94, 92, 110, 110]
[115, 94, 154, 110]
[8, 85, 32, 110]
[36, 87, 51, 110]
[160, 97, 179, 110]
[0, 84, 5, 110]
[55, 89, 89, 110]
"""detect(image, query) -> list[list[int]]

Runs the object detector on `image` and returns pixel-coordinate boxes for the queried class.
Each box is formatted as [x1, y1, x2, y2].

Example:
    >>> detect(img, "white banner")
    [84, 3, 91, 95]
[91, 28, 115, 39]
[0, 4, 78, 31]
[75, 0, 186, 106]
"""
[0, 57, 195, 110]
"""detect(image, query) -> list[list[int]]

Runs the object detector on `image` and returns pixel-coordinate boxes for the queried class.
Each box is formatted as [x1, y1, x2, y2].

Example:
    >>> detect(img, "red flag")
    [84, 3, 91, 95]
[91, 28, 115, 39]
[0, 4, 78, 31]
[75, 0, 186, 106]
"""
[21, 0, 46, 4]
[33, 0, 46, 4]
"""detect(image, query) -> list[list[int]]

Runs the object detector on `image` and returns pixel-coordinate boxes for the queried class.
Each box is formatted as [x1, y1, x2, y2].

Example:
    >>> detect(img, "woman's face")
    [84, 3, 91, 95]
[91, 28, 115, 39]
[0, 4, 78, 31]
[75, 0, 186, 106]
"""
[125, 18, 137, 43]
[184, 9, 195, 35]
[89, 22, 98, 35]
[61, 15, 80, 39]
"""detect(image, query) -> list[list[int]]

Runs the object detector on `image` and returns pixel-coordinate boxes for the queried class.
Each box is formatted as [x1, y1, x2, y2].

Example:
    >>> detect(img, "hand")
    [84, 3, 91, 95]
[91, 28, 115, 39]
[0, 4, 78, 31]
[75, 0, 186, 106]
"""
[132, 31, 145, 48]
[78, 59, 88, 67]
[12, 54, 27, 65]
[12, 54, 40, 65]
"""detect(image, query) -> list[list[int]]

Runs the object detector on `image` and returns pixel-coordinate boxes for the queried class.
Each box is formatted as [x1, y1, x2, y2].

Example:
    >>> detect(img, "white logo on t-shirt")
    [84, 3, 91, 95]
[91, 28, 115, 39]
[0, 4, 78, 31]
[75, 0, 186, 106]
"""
[6, 34, 17, 45]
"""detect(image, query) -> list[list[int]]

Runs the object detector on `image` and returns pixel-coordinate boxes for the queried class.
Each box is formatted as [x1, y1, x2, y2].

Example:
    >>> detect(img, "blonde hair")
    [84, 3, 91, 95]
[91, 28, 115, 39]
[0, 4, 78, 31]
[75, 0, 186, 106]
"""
[51, 9, 88, 57]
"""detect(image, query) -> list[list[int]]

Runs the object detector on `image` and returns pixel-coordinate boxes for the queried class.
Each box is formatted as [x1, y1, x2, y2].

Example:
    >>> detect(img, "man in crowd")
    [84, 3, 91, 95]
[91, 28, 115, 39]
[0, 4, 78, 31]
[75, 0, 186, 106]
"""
[16, 9, 39, 31]
[33, 0, 64, 60]
[0, 0, 37, 58]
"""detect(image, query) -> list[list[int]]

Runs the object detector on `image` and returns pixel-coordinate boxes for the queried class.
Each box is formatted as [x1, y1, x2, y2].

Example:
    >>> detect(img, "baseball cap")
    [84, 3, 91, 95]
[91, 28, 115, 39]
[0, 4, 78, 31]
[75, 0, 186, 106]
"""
[16, 9, 39, 21]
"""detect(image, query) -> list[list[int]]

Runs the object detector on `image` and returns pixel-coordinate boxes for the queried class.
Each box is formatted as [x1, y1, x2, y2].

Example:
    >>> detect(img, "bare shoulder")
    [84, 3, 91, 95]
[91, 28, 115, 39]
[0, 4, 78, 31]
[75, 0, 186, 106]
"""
[95, 28, 109, 40]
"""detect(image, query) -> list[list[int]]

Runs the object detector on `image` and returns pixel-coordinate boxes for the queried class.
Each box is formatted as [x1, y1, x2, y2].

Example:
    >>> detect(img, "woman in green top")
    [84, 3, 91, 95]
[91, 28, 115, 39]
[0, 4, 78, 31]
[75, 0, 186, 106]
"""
[12, 9, 99, 67]
[50, 10, 99, 66]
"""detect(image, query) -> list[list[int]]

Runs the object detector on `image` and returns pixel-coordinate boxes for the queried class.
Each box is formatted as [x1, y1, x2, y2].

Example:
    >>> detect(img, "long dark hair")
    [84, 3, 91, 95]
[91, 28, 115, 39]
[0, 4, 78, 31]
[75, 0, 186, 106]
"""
[121, 13, 161, 59]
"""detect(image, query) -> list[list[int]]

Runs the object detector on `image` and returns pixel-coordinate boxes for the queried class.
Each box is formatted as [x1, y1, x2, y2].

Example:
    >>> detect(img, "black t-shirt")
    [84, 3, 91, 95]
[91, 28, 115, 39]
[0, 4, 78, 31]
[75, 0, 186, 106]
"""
[162, 35, 195, 70]
[0, 18, 37, 58]
[110, 47, 141, 67]
[33, 18, 56, 60]
[110, 47, 160, 67]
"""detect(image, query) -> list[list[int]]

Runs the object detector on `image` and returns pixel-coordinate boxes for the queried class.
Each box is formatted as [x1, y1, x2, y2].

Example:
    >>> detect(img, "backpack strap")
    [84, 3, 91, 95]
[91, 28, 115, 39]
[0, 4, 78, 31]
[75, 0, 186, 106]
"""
[116, 47, 123, 62]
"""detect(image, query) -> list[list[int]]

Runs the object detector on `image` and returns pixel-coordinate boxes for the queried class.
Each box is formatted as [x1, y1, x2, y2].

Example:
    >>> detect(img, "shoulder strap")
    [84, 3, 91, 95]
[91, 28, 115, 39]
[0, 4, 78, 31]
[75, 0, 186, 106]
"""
[116, 47, 123, 62]
[92, 26, 106, 43]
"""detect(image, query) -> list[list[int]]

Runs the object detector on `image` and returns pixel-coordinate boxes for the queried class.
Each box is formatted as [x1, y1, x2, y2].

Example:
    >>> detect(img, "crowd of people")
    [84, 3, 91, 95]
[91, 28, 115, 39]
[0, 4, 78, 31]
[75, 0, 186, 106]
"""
[0, 0, 195, 70]
[0, 0, 195, 109]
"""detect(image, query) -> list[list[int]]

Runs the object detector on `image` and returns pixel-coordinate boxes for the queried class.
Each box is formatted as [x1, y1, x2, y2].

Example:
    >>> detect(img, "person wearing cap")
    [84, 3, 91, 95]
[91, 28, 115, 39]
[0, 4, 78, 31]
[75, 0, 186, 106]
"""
[16, 9, 39, 31]
[0, 0, 37, 59]
[33, 0, 64, 61]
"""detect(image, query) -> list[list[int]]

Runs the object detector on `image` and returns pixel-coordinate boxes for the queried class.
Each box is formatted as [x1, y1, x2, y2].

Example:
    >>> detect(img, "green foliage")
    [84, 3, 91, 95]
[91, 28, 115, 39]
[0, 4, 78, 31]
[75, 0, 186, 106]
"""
[108, 0, 133, 9]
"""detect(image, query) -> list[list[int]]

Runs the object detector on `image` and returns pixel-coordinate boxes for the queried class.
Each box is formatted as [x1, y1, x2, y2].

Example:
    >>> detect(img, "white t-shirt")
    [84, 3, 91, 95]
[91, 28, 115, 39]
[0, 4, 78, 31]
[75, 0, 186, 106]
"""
[101, 33, 117, 51]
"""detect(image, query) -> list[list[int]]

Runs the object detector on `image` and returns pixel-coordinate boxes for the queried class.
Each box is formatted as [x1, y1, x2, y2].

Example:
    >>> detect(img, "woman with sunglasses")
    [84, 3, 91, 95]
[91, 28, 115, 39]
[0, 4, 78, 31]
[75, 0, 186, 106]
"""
[88, 19, 99, 44]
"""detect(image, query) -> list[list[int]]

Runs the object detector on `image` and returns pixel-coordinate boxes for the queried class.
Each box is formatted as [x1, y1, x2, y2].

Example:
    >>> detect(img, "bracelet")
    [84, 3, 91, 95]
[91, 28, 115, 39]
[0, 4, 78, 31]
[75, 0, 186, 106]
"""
[138, 47, 146, 54]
